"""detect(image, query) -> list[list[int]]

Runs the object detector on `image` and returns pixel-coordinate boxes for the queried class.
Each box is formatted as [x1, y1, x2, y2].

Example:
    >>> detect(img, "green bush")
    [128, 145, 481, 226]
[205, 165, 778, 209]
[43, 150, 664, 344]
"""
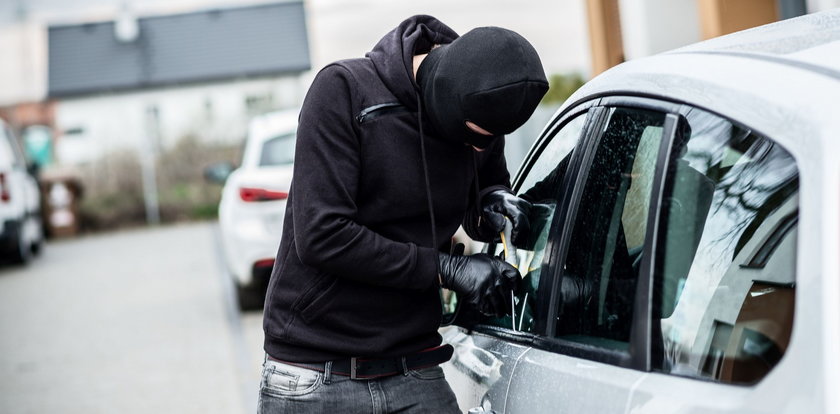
[75, 136, 239, 232]
[541, 73, 587, 106]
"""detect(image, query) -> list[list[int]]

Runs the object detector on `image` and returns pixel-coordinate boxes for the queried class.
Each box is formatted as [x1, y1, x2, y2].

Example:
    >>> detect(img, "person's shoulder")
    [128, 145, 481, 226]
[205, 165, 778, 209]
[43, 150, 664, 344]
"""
[321, 58, 377, 82]
[308, 61, 358, 93]
[317, 57, 370, 75]
[314, 58, 380, 95]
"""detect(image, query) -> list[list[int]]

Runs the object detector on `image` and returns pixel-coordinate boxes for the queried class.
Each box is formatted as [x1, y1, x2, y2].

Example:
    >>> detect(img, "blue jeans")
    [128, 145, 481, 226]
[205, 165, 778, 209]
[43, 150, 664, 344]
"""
[257, 355, 461, 413]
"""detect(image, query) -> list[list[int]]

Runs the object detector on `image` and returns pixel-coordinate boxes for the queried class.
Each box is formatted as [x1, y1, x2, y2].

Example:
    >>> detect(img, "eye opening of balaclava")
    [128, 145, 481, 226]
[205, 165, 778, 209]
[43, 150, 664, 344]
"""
[416, 26, 549, 149]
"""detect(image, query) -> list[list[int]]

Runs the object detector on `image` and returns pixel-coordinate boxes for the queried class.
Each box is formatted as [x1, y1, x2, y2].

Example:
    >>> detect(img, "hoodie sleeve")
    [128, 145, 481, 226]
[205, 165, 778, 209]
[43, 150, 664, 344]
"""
[291, 64, 439, 290]
[461, 138, 513, 242]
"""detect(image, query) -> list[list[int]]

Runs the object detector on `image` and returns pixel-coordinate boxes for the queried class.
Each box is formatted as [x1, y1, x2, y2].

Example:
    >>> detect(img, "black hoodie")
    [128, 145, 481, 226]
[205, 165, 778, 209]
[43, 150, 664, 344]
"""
[263, 15, 510, 362]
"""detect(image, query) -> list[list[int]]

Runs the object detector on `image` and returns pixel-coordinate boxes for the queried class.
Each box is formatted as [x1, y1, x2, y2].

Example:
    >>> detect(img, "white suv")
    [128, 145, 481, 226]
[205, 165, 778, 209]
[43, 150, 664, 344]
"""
[215, 110, 297, 310]
[0, 119, 44, 264]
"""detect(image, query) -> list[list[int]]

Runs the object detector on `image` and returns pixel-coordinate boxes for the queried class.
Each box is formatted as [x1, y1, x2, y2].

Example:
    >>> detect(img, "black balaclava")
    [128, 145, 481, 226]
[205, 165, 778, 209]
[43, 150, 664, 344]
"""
[416, 27, 549, 149]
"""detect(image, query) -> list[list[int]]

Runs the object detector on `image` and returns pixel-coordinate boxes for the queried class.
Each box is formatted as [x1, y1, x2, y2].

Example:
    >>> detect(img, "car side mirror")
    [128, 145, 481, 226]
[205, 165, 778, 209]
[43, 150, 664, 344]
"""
[204, 162, 236, 184]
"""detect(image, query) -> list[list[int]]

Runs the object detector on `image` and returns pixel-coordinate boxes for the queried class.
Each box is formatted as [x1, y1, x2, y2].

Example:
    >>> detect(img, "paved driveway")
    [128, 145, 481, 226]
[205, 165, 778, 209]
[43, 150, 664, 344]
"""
[0, 222, 266, 413]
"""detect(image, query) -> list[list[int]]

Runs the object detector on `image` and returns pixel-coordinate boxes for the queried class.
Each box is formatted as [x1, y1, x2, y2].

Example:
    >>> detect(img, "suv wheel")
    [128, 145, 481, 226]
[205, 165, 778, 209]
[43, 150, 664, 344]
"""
[9, 221, 32, 264]
[236, 281, 266, 311]
[31, 238, 43, 256]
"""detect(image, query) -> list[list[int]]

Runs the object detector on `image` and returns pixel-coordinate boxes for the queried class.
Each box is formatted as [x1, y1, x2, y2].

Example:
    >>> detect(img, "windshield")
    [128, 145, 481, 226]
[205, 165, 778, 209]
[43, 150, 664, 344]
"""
[259, 133, 296, 166]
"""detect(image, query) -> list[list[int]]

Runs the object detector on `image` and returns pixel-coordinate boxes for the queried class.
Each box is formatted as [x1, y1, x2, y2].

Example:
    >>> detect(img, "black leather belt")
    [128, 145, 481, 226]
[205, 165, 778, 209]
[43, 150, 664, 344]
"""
[268, 344, 454, 380]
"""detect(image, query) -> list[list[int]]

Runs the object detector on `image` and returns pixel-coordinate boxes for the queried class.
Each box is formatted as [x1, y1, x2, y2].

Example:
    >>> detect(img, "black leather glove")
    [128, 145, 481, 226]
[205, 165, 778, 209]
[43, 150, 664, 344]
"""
[438, 252, 521, 317]
[479, 190, 532, 245]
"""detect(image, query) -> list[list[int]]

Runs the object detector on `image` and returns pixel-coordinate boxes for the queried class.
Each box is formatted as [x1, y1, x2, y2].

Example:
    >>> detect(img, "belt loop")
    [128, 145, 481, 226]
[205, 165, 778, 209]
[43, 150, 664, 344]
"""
[350, 357, 358, 380]
[324, 360, 333, 385]
[401, 357, 409, 376]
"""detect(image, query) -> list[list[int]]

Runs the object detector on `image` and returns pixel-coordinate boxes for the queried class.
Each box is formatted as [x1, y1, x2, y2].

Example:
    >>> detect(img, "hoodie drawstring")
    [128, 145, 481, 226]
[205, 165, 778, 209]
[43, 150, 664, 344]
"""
[417, 95, 438, 250]
[417, 96, 483, 253]
[472, 151, 482, 228]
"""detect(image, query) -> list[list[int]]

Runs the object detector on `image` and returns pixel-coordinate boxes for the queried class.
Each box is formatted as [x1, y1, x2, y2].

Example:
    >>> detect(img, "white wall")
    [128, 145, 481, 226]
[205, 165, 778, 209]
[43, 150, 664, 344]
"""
[0, 22, 47, 106]
[305, 0, 590, 76]
[53, 75, 304, 165]
[618, 0, 701, 60]
[808, 0, 840, 11]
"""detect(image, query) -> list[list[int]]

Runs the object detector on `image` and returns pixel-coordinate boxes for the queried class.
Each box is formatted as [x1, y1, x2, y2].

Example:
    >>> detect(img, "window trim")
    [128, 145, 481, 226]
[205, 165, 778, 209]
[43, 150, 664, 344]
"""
[465, 100, 601, 342]
[511, 98, 600, 189]
[538, 98, 684, 368]
[630, 112, 687, 371]
[467, 96, 690, 369]
[542, 106, 609, 338]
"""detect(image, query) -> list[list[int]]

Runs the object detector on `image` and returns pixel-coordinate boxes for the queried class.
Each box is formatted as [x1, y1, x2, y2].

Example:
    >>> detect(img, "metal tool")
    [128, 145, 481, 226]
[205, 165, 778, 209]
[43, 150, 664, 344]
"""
[499, 217, 519, 331]
[500, 217, 532, 332]
[499, 217, 518, 270]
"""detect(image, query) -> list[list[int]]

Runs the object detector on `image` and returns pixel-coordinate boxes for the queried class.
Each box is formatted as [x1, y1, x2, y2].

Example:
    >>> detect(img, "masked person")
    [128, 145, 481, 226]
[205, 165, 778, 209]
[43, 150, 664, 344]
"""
[259, 15, 548, 413]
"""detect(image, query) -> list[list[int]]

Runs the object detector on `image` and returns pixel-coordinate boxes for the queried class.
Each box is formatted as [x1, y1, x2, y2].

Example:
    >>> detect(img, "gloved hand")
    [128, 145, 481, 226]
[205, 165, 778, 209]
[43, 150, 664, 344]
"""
[438, 252, 521, 317]
[479, 190, 532, 245]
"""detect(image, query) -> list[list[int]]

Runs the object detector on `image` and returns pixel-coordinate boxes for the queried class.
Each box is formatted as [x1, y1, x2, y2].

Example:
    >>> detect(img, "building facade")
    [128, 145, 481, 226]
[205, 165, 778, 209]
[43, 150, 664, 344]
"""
[46, 1, 310, 165]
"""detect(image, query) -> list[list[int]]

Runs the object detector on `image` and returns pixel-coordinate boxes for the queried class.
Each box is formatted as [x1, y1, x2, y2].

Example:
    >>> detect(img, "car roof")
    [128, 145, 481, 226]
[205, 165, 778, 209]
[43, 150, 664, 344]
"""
[669, 9, 840, 78]
[559, 9, 840, 162]
[241, 109, 299, 168]
[247, 109, 299, 144]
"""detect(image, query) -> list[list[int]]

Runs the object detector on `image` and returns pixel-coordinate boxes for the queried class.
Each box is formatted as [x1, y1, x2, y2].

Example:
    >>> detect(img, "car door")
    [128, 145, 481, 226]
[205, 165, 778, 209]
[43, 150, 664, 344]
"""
[502, 98, 685, 413]
[440, 100, 597, 414]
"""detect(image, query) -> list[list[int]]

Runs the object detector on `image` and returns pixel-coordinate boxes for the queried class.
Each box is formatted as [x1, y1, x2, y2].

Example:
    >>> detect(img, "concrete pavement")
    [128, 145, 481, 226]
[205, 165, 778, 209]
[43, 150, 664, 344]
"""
[0, 222, 265, 413]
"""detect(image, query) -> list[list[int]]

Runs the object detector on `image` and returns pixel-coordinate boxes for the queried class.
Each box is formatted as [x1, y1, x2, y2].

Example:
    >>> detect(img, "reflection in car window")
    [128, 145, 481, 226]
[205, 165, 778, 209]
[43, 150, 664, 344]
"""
[655, 108, 798, 385]
[556, 107, 666, 350]
[484, 112, 588, 333]
[259, 133, 296, 166]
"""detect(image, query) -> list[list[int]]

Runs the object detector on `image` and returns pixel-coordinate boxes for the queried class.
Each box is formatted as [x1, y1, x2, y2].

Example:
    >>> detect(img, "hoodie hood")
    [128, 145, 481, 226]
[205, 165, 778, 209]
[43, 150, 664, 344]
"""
[367, 15, 459, 110]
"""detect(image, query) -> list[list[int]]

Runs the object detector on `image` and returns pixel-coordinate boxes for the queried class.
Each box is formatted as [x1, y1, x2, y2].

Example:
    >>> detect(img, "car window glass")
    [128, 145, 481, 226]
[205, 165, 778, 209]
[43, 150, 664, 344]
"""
[655, 108, 798, 385]
[482, 112, 588, 333]
[259, 133, 296, 166]
[555, 107, 667, 350]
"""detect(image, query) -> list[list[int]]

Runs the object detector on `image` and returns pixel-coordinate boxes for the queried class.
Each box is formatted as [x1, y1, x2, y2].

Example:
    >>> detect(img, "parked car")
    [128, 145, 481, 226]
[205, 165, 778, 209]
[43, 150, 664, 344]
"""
[441, 10, 839, 414]
[212, 110, 297, 310]
[0, 119, 44, 264]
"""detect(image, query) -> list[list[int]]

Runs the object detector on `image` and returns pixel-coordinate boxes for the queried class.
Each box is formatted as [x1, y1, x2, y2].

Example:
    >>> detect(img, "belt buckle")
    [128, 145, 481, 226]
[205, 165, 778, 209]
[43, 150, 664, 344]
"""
[350, 357, 359, 380]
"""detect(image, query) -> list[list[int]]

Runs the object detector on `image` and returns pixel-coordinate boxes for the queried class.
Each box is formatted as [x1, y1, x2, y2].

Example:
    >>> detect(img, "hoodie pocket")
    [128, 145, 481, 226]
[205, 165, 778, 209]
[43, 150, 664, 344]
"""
[298, 277, 340, 324]
[356, 102, 411, 124]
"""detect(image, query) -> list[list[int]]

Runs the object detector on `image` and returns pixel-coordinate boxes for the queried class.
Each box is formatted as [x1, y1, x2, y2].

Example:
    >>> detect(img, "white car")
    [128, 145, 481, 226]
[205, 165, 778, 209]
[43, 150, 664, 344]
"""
[217, 110, 297, 310]
[0, 119, 43, 264]
[442, 10, 840, 414]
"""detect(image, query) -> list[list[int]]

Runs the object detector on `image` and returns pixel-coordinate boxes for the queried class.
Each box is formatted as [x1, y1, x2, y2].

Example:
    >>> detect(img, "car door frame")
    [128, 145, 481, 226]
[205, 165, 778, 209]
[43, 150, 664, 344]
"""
[461, 94, 688, 350]
[495, 95, 691, 413]
[521, 95, 684, 368]
[449, 94, 691, 412]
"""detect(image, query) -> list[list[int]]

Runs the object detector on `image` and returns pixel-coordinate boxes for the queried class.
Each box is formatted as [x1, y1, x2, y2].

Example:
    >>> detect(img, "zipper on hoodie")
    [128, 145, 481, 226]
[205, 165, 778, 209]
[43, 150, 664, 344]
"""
[356, 102, 412, 124]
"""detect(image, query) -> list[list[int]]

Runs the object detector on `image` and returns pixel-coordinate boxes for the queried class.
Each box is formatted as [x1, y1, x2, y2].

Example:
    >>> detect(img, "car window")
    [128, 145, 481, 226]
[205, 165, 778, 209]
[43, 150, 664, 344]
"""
[555, 107, 667, 350]
[654, 108, 798, 385]
[482, 112, 588, 333]
[259, 133, 296, 166]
